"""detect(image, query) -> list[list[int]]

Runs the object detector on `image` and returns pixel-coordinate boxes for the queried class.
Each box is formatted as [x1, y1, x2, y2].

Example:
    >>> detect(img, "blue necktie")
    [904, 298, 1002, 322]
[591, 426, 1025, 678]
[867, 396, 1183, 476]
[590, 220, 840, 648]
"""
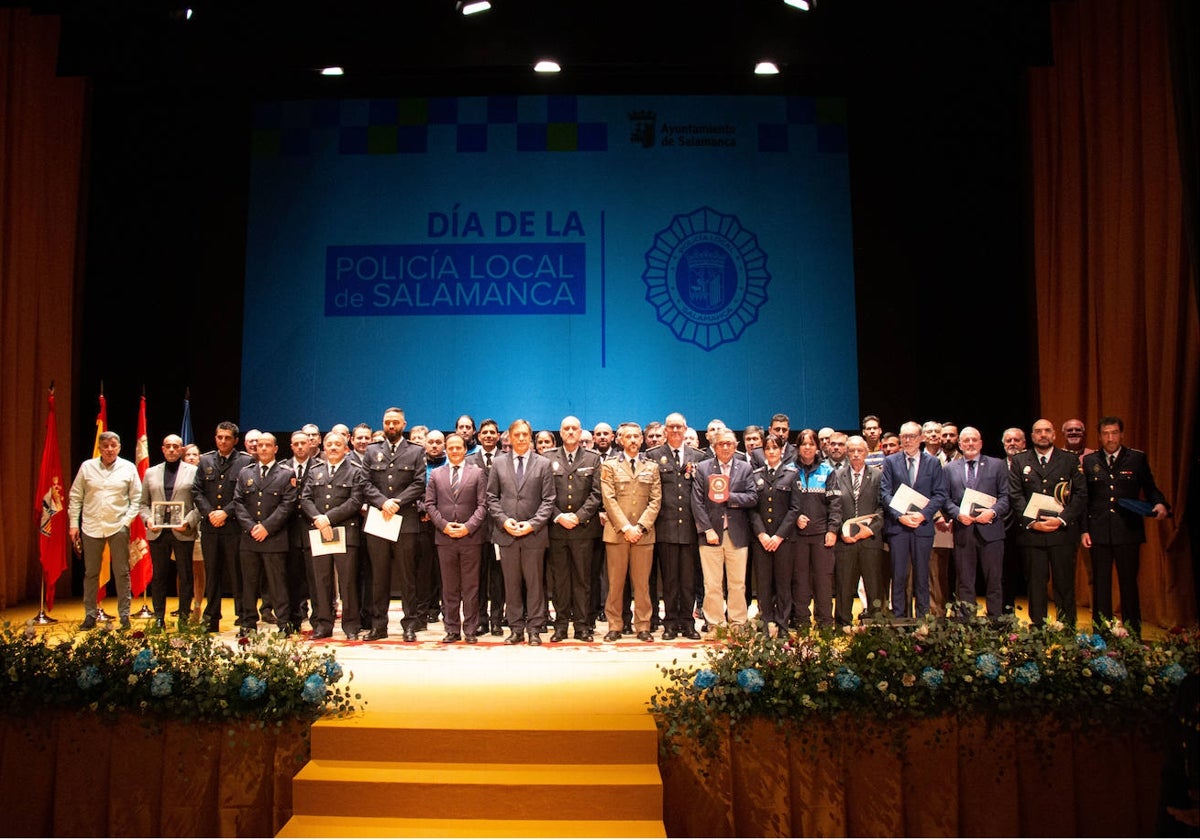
[967, 459, 977, 489]
[516, 455, 525, 482]
[906, 456, 916, 485]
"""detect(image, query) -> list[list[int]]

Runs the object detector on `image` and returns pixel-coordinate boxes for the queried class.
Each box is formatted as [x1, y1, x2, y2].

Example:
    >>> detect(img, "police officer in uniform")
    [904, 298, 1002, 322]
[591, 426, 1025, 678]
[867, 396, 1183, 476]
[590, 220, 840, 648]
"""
[546, 415, 603, 642]
[231, 433, 297, 634]
[192, 421, 253, 632]
[1081, 415, 1169, 635]
[362, 407, 427, 641]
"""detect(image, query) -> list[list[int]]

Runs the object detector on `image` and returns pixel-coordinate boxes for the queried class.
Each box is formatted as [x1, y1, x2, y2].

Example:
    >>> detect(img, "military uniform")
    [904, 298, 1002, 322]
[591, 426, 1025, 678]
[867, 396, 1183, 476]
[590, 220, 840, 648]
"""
[645, 443, 706, 639]
[192, 448, 252, 631]
[546, 446, 603, 640]
[600, 453, 661, 637]
[300, 458, 369, 638]
[232, 461, 297, 632]
[362, 438, 427, 639]
[748, 462, 802, 629]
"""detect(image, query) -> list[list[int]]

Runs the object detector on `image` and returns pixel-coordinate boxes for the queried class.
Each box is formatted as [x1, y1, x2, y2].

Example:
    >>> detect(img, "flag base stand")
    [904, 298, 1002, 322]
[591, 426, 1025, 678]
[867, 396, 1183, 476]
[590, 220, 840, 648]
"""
[31, 610, 58, 625]
[134, 605, 155, 619]
[96, 607, 115, 621]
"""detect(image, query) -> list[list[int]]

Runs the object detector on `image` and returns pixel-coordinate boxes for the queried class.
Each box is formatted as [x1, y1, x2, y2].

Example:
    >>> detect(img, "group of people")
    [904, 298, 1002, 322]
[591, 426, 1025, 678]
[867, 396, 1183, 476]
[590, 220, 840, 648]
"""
[65, 408, 1169, 641]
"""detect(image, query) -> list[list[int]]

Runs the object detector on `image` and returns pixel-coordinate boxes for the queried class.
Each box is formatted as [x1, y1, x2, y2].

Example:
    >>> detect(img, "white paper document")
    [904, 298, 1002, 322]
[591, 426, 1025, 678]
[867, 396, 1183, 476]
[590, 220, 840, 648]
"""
[308, 526, 347, 556]
[889, 483, 929, 516]
[960, 488, 998, 517]
[841, 514, 875, 539]
[1022, 492, 1063, 521]
[364, 506, 402, 542]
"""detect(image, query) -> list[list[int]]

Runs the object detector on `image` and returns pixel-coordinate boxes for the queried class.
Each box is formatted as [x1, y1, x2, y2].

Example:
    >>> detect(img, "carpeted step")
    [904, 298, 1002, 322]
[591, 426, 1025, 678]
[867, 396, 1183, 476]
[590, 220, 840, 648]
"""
[310, 711, 658, 764]
[276, 814, 666, 837]
[292, 759, 663, 821]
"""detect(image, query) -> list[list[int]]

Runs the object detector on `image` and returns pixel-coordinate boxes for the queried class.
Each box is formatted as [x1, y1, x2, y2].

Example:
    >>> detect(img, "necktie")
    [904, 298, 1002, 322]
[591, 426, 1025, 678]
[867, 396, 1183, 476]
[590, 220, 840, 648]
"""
[260, 464, 268, 479]
[1039, 454, 1048, 468]
[484, 452, 493, 468]
[907, 456, 916, 485]
[1107, 453, 1116, 469]
[451, 465, 460, 489]
[967, 459, 976, 489]
[329, 463, 338, 479]
[567, 452, 574, 466]
[852, 470, 861, 497]
[297, 462, 305, 482]
[673, 449, 681, 468]
[766, 467, 775, 482]
[516, 455, 525, 482]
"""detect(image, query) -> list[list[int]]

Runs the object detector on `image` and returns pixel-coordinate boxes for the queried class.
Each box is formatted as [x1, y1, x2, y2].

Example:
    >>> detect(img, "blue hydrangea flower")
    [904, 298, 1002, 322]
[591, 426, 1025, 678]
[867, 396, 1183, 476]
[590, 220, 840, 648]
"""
[693, 669, 718, 690]
[1014, 662, 1041, 685]
[76, 665, 102, 691]
[1091, 656, 1128, 681]
[737, 667, 764, 693]
[150, 671, 174, 697]
[321, 660, 343, 684]
[132, 648, 157, 674]
[301, 674, 326, 704]
[239, 675, 267, 700]
[975, 653, 1001, 680]
[1160, 663, 1187, 686]
[835, 667, 862, 692]
[920, 667, 944, 689]
[1077, 633, 1107, 651]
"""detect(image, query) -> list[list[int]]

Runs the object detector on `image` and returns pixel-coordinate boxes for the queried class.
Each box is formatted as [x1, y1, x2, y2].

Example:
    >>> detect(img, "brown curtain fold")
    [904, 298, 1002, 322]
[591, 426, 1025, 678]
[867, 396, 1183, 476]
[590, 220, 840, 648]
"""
[1029, 0, 1197, 626]
[0, 8, 84, 610]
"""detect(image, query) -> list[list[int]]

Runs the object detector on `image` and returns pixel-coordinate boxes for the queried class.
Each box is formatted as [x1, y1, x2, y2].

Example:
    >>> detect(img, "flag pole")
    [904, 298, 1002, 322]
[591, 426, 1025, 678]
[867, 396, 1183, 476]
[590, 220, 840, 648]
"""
[134, 385, 155, 619]
[32, 572, 58, 625]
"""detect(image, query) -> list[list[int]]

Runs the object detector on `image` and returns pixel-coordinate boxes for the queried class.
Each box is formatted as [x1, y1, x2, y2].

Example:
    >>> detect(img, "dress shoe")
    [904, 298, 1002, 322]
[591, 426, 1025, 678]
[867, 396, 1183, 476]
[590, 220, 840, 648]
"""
[603, 630, 622, 643]
[550, 629, 568, 643]
[402, 630, 417, 643]
[682, 628, 701, 640]
[661, 629, 678, 641]
[441, 633, 461, 643]
[465, 634, 478, 645]
[527, 633, 541, 646]
[575, 631, 594, 642]
[504, 632, 523, 645]
[490, 628, 504, 637]
[311, 629, 333, 640]
[362, 628, 388, 641]
[344, 630, 361, 640]
[260, 610, 276, 624]
[622, 623, 634, 635]
[119, 618, 132, 631]
[637, 630, 654, 642]
[80, 616, 97, 630]
[598, 610, 607, 622]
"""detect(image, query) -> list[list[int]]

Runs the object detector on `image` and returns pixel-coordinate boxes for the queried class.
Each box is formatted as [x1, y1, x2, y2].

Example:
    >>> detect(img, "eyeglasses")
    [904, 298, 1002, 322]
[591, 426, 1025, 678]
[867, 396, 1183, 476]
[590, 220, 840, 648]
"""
[1064, 428, 1083, 434]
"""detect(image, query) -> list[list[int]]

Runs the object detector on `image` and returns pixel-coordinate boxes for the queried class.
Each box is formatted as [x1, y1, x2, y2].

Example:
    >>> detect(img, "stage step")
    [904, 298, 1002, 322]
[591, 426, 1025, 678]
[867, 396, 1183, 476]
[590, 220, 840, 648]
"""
[293, 759, 662, 820]
[309, 711, 658, 764]
[277, 814, 666, 837]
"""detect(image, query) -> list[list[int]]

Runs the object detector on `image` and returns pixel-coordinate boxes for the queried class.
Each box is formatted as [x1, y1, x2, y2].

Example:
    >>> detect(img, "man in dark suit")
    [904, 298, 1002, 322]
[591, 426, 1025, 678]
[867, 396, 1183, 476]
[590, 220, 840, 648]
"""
[879, 421, 948, 618]
[645, 412, 706, 640]
[829, 435, 885, 626]
[1009, 418, 1087, 628]
[231, 433, 297, 634]
[468, 418, 505, 636]
[942, 427, 1010, 620]
[425, 433, 489, 644]
[192, 421, 253, 632]
[281, 428, 321, 631]
[546, 415, 603, 642]
[1081, 415, 1169, 634]
[138, 434, 200, 627]
[691, 428, 758, 631]
[487, 418, 556, 645]
[361, 407, 427, 642]
[299, 430, 368, 640]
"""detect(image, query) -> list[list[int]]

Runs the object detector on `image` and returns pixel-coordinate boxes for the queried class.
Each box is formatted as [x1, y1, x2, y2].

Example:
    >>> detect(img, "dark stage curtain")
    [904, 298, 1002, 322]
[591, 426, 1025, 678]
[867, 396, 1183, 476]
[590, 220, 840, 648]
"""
[1028, 0, 1198, 626]
[0, 9, 85, 609]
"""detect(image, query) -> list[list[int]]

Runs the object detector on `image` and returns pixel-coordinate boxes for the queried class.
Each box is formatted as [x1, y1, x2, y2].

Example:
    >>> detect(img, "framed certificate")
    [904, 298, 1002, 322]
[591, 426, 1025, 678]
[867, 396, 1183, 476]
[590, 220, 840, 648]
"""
[151, 500, 186, 529]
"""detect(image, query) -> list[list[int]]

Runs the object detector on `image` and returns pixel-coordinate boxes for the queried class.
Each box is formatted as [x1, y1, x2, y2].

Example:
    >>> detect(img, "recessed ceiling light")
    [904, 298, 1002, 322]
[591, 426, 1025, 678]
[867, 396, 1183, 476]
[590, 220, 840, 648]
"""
[320, 66, 345, 76]
[458, 1, 492, 14]
[534, 60, 561, 74]
[755, 61, 780, 75]
[783, 0, 812, 10]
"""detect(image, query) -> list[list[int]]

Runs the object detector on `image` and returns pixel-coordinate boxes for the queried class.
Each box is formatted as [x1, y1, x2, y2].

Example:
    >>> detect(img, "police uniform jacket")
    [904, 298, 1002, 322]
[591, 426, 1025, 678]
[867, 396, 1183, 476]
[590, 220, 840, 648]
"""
[232, 461, 297, 552]
[192, 449, 253, 535]
[792, 459, 843, 538]
[749, 463, 802, 540]
[546, 446, 603, 541]
[299, 458, 369, 548]
[362, 439, 426, 534]
[1082, 447, 1167, 545]
[1009, 448, 1086, 547]
[646, 443, 706, 544]
[600, 453, 662, 544]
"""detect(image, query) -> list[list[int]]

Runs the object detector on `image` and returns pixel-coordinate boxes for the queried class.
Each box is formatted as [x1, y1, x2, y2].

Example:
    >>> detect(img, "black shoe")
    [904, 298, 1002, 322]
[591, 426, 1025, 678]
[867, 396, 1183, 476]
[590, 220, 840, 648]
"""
[465, 634, 478, 644]
[662, 629, 678, 641]
[504, 632, 523, 645]
[119, 618, 132, 630]
[701, 622, 711, 632]
[550, 629, 568, 643]
[575, 631, 594, 642]
[363, 628, 388, 641]
[311, 629, 333, 640]
[637, 630, 654, 642]
[80, 616, 97, 630]
[622, 623, 634, 634]
[441, 633, 461, 643]
[239, 625, 255, 637]
[476, 623, 489, 635]
[403, 630, 417, 642]
[603, 630, 622, 642]
[527, 632, 542, 646]
[598, 611, 607, 622]
[490, 628, 504, 637]
[682, 629, 701, 640]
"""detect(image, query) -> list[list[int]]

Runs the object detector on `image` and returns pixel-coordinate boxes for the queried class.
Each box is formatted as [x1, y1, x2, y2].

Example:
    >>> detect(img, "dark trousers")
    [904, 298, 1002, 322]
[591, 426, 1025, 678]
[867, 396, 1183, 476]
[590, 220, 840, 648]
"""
[750, 538, 791, 627]
[476, 540, 504, 632]
[356, 541, 373, 629]
[149, 532, 194, 621]
[438, 541, 481, 636]
[548, 537, 592, 633]
[1023, 542, 1077, 627]
[834, 540, 883, 626]
[310, 549, 360, 636]
[1002, 526, 1027, 614]
[889, 530, 934, 618]
[500, 541, 545, 635]
[366, 531, 418, 633]
[954, 536, 1004, 619]
[240, 549, 288, 631]
[201, 527, 242, 629]
[285, 537, 313, 628]
[587, 537, 606, 624]
[415, 519, 441, 620]
[794, 538, 835, 628]
[1090, 542, 1141, 632]
[659, 541, 698, 633]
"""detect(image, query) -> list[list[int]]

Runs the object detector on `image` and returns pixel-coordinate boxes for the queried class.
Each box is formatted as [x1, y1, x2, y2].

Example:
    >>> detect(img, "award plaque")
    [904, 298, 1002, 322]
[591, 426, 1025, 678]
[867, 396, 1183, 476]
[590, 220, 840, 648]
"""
[151, 500, 186, 528]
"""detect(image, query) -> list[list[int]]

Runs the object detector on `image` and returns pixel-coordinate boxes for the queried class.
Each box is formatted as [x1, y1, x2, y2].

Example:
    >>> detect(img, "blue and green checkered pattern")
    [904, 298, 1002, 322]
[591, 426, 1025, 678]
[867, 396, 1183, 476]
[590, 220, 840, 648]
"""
[756, 96, 848, 154]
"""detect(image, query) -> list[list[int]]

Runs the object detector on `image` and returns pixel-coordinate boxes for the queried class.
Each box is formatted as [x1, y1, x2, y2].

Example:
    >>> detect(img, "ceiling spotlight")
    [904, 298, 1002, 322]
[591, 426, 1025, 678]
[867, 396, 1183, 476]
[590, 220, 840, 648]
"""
[319, 66, 345, 76]
[457, 1, 492, 14]
[185, 7, 194, 20]
[534, 60, 561, 73]
[783, 0, 812, 9]
[755, 61, 781, 75]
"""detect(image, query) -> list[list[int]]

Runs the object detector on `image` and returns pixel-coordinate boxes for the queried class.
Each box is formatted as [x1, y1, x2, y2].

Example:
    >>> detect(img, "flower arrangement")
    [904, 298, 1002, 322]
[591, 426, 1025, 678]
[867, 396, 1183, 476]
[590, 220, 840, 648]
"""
[649, 616, 1198, 755]
[0, 621, 363, 724]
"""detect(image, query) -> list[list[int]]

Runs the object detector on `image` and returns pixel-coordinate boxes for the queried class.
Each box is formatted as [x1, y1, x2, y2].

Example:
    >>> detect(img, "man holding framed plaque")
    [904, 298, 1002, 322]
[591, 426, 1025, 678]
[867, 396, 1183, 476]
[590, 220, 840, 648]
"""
[139, 434, 200, 627]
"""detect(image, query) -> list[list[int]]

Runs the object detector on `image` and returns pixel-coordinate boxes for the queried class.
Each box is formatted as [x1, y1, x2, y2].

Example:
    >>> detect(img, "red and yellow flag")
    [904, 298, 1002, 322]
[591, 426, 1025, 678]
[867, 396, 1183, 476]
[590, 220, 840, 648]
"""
[129, 395, 152, 597]
[34, 389, 68, 611]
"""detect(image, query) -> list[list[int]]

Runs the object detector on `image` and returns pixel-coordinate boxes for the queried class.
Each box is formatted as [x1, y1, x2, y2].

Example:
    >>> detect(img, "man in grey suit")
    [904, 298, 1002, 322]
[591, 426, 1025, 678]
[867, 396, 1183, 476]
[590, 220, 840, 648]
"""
[546, 416, 603, 642]
[139, 434, 200, 627]
[425, 434, 489, 644]
[829, 436, 885, 626]
[691, 428, 758, 631]
[486, 418, 556, 645]
[942, 427, 1010, 620]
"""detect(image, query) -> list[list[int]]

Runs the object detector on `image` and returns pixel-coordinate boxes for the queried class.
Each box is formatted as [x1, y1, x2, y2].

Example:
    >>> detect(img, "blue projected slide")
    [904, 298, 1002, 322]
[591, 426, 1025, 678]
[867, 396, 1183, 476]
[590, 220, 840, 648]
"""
[241, 95, 858, 433]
